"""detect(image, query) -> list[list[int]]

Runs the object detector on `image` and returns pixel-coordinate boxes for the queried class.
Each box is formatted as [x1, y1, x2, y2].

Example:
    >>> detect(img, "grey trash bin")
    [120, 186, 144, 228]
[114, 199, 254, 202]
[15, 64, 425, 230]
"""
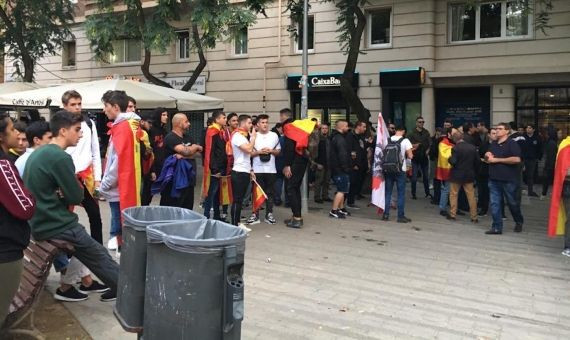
[115, 206, 206, 333]
[143, 219, 247, 340]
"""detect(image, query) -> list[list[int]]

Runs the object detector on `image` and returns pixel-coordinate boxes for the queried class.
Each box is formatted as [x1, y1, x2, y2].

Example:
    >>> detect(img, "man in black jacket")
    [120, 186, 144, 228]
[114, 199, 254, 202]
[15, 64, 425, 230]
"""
[522, 124, 542, 197]
[313, 124, 330, 203]
[477, 128, 496, 216]
[408, 116, 431, 200]
[447, 130, 480, 222]
[203, 111, 228, 220]
[328, 120, 351, 218]
[346, 121, 368, 208]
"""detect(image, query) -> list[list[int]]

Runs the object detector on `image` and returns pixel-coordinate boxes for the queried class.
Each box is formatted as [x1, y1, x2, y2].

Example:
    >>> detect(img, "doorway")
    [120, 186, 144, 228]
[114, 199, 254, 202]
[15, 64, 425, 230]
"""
[383, 88, 422, 132]
[291, 90, 352, 125]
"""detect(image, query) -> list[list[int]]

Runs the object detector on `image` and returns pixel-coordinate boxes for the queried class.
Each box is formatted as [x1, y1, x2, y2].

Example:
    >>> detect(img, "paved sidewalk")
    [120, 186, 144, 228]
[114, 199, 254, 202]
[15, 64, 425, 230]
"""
[45, 186, 570, 339]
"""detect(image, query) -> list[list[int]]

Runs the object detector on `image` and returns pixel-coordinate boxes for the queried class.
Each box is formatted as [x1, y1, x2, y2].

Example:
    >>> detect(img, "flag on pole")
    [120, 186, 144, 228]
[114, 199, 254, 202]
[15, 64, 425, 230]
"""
[548, 136, 570, 237]
[252, 179, 268, 212]
[371, 112, 389, 214]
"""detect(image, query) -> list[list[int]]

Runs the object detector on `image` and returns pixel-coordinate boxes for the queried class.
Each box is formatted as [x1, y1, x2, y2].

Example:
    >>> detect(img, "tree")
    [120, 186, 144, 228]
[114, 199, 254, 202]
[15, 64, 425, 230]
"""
[0, 0, 74, 82]
[86, 0, 270, 90]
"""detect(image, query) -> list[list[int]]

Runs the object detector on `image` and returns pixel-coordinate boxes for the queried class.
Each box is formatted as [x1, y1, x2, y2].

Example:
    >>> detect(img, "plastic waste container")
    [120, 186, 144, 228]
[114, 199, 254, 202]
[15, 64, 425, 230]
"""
[115, 206, 206, 333]
[143, 219, 247, 340]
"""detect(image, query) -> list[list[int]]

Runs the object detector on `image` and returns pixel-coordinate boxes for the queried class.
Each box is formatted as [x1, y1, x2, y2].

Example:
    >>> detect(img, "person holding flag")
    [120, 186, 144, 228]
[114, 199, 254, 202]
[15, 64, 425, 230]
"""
[548, 135, 570, 256]
[202, 111, 228, 221]
[246, 114, 280, 225]
[371, 112, 389, 215]
[436, 128, 456, 217]
[281, 109, 317, 229]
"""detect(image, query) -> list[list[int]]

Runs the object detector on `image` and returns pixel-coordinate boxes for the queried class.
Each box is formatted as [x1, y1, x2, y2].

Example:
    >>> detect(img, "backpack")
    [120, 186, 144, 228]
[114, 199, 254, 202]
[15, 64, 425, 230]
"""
[382, 138, 404, 175]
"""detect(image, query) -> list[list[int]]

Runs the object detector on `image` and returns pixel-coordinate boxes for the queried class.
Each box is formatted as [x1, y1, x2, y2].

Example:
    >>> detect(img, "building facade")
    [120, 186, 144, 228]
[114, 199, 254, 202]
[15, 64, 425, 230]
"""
[4, 0, 570, 134]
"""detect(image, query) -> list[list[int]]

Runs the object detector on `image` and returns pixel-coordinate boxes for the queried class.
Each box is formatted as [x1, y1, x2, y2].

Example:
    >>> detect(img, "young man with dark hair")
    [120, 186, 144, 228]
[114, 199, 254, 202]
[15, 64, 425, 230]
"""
[7, 121, 28, 161]
[279, 108, 293, 123]
[345, 120, 368, 209]
[203, 111, 228, 220]
[484, 122, 524, 235]
[230, 115, 256, 227]
[522, 124, 542, 197]
[15, 121, 52, 176]
[443, 119, 453, 130]
[408, 116, 431, 200]
[247, 114, 280, 225]
[329, 120, 351, 218]
[24, 111, 118, 302]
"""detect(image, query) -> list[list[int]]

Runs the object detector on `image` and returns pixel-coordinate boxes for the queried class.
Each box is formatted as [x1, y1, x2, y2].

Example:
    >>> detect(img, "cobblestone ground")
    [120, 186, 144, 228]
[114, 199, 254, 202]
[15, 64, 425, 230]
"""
[45, 180, 570, 340]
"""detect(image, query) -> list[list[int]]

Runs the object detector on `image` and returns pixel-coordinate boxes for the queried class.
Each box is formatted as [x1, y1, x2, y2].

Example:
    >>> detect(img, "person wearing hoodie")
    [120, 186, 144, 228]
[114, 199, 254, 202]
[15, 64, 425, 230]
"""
[542, 128, 559, 198]
[99, 90, 143, 251]
[328, 120, 351, 219]
[522, 124, 542, 197]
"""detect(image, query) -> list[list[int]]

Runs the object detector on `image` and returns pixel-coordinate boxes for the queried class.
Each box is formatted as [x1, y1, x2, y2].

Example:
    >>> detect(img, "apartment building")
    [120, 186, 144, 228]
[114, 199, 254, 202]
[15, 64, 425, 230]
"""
[4, 0, 570, 134]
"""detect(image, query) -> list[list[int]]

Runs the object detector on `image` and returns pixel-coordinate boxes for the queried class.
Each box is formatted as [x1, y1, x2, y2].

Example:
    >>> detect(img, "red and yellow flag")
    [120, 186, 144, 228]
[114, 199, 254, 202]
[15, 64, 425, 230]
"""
[283, 119, 316, 155]
[202, 123, 223, 198]
[111, 118, 142, 213]
[252, 180, 267, 212]
[548, 137, 570, 237]
[138, 129, 154, 176]
[435, 137, 453, 181]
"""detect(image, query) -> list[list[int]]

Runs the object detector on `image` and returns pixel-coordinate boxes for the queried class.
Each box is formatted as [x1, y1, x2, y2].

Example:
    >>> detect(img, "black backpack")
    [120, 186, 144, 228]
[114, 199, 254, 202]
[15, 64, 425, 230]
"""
[382, 138, 404, 175]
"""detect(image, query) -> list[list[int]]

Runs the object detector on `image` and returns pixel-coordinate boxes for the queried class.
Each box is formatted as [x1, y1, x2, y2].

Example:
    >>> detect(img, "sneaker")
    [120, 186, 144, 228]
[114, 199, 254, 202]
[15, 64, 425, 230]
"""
[329, 210, 345, 219]
[339, 208, 351, 216]
[220, 213, 228, 220]
[485, 229, 502, 235]
[514, 223, 523, 233]
[246, 214, 260, 225]
[439, 210, 448, 217]
[100, 290, 116, 302]
[264, 213, 276, 225]
[477, 210, 487, 217]
[528, 192, 539, 197]
[397, 216, 412, 223]
[425, 194, 433, 199]
[381, 214, 389, 221]
[562, 248, 570, 257]
[107, 236, 118, 251]
[238, 223, 252, 232]
[78, 280, 110, 294]
[54, 287, 88, 302]
[347, 204, 360, 210]
[502, 216, 507, 220]
[286, 219, 303, 229]
[411, 195, 417, 200]
[539, 195, 545, 201]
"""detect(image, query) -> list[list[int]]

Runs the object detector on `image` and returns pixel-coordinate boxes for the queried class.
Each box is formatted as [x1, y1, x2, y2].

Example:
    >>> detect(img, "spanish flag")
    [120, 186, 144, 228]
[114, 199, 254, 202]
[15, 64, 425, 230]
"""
[283, 119, 317, 155]
[435, 137, 453, 181]
[252, 179, 267, 212]
[548, 136, 570, 237]
[138, 129, 154, 176]
[202, 122, 223, 198]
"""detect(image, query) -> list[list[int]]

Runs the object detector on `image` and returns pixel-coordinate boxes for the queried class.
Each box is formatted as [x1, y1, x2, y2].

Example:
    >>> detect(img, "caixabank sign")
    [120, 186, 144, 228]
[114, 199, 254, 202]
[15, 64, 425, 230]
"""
[287, 73, 359, 90]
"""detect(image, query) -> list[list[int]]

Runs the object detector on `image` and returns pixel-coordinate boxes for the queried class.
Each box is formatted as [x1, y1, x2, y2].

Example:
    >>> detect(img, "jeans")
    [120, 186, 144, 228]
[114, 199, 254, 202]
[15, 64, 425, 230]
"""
[477, 177, 489, 213]
[81, 186, 103, 244]
[449, 182, 478, 219]
[439, 181, 450, 212]
[287, 158, 308, 218]
[489, 179, 524, 232]
[230, 171, 250, 225]
[524, 159, 538, 193]
[203, 175, 221, 219]
[313, 167, 330, 201]
[255, 173, 276, 214]
[52, 224, 119, 293]
[0, 259, 22, 326]
[109, 201, 122, 238]
[384, 172, 406, 218]
[411, 158, 430, 197]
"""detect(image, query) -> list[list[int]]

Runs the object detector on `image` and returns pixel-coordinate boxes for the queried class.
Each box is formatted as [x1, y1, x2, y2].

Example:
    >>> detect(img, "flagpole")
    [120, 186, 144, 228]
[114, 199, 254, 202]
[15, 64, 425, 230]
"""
[300, 0, 309, 214]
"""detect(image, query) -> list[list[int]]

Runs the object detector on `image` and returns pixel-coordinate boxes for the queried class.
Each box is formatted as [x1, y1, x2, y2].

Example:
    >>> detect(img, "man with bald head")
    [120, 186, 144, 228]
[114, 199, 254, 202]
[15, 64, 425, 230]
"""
[159, 113, 202, 209]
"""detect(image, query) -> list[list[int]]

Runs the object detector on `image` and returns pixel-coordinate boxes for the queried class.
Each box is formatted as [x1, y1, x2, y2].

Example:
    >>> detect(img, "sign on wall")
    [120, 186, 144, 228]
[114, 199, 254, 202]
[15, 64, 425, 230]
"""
[435, 87, 490, 128]
[164, 75, 206, 94]
[287, 73, 359, 90]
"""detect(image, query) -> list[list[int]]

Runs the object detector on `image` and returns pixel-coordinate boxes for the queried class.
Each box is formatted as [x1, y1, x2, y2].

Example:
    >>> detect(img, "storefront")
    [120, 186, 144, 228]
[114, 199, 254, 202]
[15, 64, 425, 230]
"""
[435, 87, 491, 128]
[287, 72, 359, 125]
[516, 86, 570, 136]
[380, 67, 425, 132]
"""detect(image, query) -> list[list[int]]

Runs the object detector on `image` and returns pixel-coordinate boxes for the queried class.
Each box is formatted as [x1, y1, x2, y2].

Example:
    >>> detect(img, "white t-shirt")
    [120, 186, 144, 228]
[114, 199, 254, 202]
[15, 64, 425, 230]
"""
[390, 135, 413, 172]
[231, 133, 252, 173]
[252, 131, 281, 174]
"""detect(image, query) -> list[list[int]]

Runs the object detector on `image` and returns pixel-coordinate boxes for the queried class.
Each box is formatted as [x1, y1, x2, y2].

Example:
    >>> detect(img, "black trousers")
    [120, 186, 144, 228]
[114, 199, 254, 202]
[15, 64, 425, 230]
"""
[477, 177, 489, 213]
[160, 183, 195, 210]
[230, 171, 251, 225]
[287, 158, 308, 218]
[255, 173, 276, 214]
[347, 167, 366, 205]
[525, 159, 538, 193]
[141, 174, 153, 206]
[82, 186, 103, 244]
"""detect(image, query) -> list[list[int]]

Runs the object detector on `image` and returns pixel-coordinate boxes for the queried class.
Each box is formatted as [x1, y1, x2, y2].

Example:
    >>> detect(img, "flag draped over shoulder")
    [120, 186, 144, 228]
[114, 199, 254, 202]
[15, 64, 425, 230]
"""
[111, 118, 142, 212]
[283, 119, 316, 155]
[252, 180, 267, 212]
[202, 123, 223, 198]
[138, 129, 154, 175]
[436, 137, 453, 181]
[371, 112, 389, 213]
[548, 137, 570, 237]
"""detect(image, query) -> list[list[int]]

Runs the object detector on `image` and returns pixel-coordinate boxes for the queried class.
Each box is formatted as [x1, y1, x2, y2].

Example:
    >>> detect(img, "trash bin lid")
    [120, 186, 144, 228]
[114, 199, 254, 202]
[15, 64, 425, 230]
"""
[147, 219, 247, 254]
[122, 206, 205, 231]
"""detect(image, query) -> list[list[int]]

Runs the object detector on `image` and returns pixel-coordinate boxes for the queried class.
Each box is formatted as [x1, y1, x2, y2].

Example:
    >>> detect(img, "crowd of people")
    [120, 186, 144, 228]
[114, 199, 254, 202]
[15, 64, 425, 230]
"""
[1, 85, 568, 329]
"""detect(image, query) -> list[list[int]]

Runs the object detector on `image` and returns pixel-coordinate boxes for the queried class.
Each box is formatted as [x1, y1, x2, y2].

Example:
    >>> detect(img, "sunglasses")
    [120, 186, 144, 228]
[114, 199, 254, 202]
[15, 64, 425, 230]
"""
[417, 121, 425, 124]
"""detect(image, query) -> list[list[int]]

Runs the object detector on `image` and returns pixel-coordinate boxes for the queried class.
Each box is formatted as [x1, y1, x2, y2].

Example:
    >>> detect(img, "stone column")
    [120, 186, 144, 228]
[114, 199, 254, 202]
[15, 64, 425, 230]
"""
[492, 84, 515, 125]
[422, 86, 436, 132]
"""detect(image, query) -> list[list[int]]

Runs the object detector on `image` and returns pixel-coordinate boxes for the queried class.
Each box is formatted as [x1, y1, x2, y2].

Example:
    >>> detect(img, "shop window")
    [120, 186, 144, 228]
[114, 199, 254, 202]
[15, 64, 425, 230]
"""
[107, 39, 141, 64]
[368, 8, 391, 47]
[516, 87, 570, 136]
[450, 1, 531, 43]
[295, 15, 314, 52]
[234, 27, 248, 56]
[62, 41, 76, 67]
[176, 30, 190, 61]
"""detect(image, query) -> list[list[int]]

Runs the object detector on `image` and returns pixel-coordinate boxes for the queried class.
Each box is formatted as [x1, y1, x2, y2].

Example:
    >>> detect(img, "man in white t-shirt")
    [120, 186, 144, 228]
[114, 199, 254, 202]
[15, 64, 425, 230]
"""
[382, 125, 414, 223]
[246, 114, 281, 225]
[230, 115, 257, 226]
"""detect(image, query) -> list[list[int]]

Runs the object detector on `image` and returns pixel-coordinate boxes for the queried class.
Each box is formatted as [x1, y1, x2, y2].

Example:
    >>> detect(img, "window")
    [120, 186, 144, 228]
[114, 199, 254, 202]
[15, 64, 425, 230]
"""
[296, 15, 314, 52]
[516, 87, 570, 136]
[368, 8, 391, 47]
[177, 30, 190, 61]
[62, 41, 76, 67]
[234, 27, 248, 56]
[450, 1, 531, 42]
[107, 39, 141, 64]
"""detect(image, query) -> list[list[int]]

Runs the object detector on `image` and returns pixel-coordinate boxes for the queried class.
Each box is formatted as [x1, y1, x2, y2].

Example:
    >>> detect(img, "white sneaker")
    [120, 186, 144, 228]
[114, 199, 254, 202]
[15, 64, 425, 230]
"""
[107, 236, 118, 250]
[562, 248, 570, 257]
[246, 213, 260, 225]
[238, 223, 252, 232]
[540, 195, 545, 201]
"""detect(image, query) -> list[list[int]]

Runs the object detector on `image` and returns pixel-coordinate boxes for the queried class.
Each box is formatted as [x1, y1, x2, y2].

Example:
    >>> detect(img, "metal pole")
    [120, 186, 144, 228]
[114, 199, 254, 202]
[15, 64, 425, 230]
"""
[300, 0, 309, 214]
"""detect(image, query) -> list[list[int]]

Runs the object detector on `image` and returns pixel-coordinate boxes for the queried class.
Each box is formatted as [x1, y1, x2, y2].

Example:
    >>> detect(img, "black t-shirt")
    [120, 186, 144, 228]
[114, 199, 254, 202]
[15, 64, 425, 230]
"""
[488, 138, 521, 181]
[164, 132, 197, 186]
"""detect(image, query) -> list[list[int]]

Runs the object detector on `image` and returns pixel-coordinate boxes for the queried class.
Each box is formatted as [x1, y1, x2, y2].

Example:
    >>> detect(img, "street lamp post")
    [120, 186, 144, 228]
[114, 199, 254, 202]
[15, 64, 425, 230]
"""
[300, 0, 309, 214]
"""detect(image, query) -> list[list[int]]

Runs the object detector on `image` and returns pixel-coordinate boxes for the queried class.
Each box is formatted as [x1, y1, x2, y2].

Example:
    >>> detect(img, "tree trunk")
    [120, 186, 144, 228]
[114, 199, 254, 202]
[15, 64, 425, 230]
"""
[340, 5, 370, 123]
[0, 5, 34, 82]
[22, 54, 34, 82]
[181, 24, 207, 92]
[141, 49, 172, 88]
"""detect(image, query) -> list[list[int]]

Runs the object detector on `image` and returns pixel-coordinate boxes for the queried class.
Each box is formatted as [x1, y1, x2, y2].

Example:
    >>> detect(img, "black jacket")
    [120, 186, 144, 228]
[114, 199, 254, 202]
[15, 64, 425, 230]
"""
[282, 119, 308, 167]
[316, 136, 329, 167]
[210, 134, 228, 174]
[544, 139, 558, 171]
[464, 132, 481, 149]
[345, 131, 367, 170]
[328, 130, 351, 175]
[478, 140, 490, 179]
[522, 133, 543, 160]
[408, 128, 431, 162]
[449, 141, 480, 183]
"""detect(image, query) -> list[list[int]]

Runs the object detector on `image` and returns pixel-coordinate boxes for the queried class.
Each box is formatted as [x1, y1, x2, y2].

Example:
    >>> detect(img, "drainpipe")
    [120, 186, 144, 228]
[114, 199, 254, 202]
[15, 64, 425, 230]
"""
[262, 0, 282, 114]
